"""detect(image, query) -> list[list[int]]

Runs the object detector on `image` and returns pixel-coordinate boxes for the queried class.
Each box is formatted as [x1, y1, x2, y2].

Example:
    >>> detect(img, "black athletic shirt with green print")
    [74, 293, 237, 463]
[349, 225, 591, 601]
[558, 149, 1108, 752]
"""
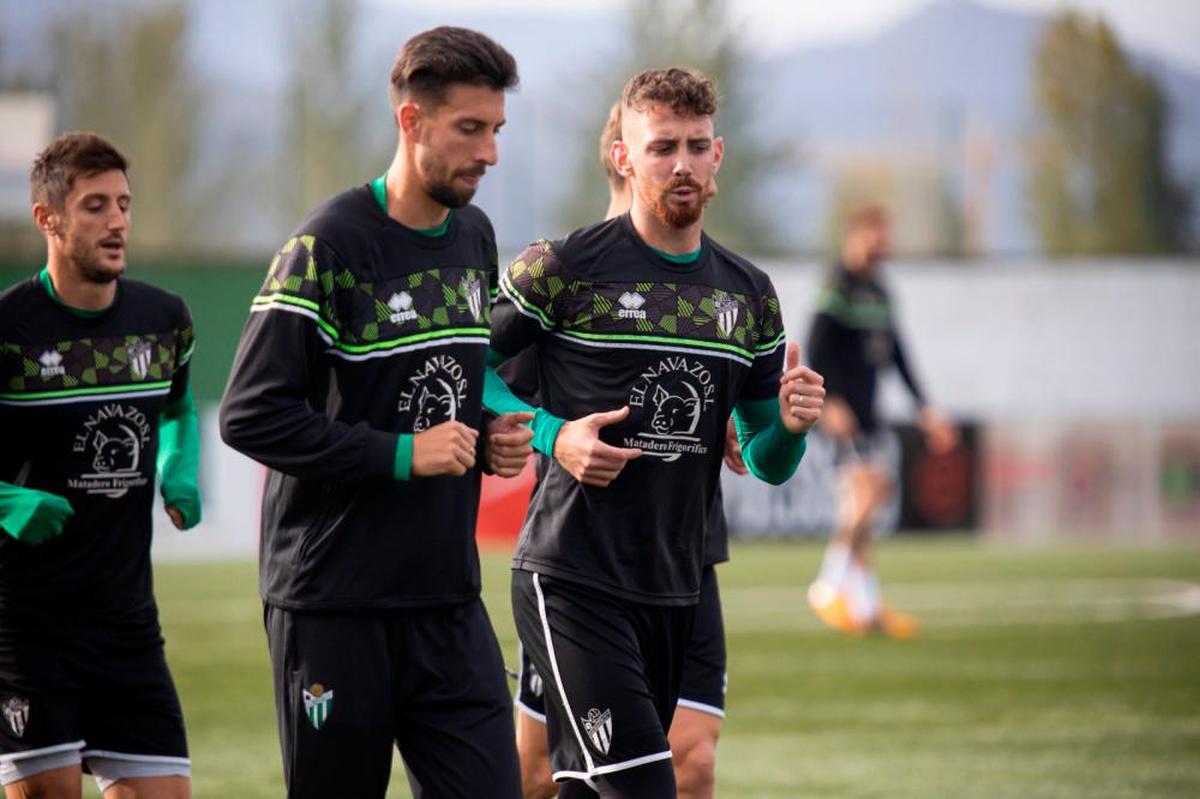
[491, 214, 786, 605]
[0, 274, 194, 617]
[219, 182, 499, 611]
[806, 264, 925, 434]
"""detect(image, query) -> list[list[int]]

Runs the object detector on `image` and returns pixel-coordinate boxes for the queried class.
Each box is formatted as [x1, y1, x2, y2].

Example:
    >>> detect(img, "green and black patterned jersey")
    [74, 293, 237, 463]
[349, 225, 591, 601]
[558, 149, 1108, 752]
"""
[0, 273, 194, 617]
[491, 214, 787, 605]
[806, 264, 925, 433]
[219, 182, 500, 611]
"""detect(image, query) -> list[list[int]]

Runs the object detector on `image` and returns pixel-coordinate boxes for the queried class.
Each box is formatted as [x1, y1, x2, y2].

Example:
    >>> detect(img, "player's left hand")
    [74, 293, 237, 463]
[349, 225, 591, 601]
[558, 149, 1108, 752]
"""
[918, 407, 959, 454]
[723, 417, 747, 475]
[486, 412, 535, 478]
[778, 341, 824, 435]
[166, 506, 186, 530]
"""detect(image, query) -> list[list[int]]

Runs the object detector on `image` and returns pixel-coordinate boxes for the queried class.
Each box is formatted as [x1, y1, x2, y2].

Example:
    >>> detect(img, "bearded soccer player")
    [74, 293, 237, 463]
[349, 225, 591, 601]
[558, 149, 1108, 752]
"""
[805, 203, 958, 638]
[511, 101, 738, 799]
[219, 27, 529, 798]
[486, 68, 823, 797]
[0, 133, 200, 799]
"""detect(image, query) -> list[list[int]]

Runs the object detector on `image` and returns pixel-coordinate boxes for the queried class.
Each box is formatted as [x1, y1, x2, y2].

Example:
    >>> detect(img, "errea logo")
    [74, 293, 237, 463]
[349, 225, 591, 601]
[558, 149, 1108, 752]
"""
[388, 291, 418, 324]
[39, 350, 66, 379]
[617, 291, 647, 320]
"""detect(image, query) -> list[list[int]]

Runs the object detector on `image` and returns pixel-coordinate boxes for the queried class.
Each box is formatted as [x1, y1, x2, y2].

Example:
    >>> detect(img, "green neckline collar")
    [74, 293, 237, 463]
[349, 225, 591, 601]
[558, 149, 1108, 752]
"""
[39, 266, 114, 318]
[648, 243, 703, 264]
[370, 173, 452, 237]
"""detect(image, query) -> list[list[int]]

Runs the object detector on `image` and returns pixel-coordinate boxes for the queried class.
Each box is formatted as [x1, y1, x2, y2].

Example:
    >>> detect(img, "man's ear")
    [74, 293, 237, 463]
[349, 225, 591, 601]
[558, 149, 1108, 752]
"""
[398, 101, 423, 138]
[712, 136, 725, 173]
[32, 203, 59, 237]
[612, 140, 632, 178]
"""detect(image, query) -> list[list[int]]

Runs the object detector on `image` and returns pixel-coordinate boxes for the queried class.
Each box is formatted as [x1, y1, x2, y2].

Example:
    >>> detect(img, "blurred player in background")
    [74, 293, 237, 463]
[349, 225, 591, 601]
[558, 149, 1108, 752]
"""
[511, 101, 738, 799]
[0, 132, 200, 799]
[805, 203, 957, 638]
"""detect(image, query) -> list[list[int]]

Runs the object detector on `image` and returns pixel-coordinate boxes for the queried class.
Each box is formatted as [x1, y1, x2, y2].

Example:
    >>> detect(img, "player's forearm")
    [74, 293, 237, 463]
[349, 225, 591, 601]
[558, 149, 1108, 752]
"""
[157, 382, 202, 528]
[732, 399, 807, 485]
[483, 349, 563, 456]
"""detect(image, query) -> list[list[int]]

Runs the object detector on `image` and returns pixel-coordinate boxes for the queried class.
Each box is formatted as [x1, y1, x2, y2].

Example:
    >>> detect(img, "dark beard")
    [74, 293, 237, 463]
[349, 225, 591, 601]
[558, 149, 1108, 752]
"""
[426, 179, 475, 209]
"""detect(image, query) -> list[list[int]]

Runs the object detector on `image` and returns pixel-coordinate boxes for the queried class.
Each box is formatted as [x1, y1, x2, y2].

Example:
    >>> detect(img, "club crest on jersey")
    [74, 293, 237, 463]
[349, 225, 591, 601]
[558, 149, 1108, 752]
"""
[713, 292, 739, 339]
[387, 291, 418, 324]
[461, 275, 484, 323]
[398, 355, 468, 432]
[302, 683, 332, 730]
[38, 349, 66, 379]
[127, 338, 153, 380]
[617, 291, 647, 319]
[69, 403, 151, 498]
[2, 696, 28, 738]
[581, 708, 613, 754]
[626, 357, 715, 462]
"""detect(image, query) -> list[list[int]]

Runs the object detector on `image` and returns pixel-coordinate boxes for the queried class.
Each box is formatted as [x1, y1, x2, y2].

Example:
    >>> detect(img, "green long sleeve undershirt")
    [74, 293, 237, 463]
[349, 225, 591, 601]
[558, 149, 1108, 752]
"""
[0, 482, 74, 545]
[157, 383, 202, 529]
[482, 348, 806, 482]
[482, 349, 565, 456]
[731, 397, 808, 485]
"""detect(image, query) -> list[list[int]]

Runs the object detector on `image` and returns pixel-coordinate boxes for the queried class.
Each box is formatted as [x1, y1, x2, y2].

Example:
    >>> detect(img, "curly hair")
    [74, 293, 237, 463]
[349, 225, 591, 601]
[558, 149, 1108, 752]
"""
[621, 67, 718, 118]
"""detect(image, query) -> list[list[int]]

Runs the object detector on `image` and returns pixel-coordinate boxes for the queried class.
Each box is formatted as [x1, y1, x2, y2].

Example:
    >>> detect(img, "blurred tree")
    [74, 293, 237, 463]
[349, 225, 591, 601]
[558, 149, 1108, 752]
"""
[283, 0, 382, 221]
[1028, 11, 1192, 254]
[51, 2, 210, 255]
[558, 0, 788, 253]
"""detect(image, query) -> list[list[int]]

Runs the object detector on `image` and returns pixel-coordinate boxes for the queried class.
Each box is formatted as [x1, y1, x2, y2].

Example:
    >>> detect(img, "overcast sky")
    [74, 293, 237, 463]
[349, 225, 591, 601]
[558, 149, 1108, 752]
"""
[369, 0, 1200, 73]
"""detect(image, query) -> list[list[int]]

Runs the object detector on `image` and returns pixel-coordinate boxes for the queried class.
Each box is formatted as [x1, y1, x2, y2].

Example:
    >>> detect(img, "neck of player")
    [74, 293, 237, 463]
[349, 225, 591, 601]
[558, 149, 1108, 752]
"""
[384, 151, 451, 231]
[629, 199, 703, 255]
[46, 252, 117, 311]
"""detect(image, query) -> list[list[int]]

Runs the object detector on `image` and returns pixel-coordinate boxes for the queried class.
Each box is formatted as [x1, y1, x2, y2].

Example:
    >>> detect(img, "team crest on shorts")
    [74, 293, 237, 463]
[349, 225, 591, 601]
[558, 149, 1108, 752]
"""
[302, 683, 333, 730]
[2, 696, 29, 739]
[581, 707, 613, 754]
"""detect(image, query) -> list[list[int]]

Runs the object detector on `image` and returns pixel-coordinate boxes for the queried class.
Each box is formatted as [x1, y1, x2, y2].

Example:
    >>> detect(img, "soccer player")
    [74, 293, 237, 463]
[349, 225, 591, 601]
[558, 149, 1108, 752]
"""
[219, 28, 528, 798]
[805, 203, 958, 638]
[0, 132, 200, 799]
[486, 68, 823, 797]
[511, 101, 736, 799]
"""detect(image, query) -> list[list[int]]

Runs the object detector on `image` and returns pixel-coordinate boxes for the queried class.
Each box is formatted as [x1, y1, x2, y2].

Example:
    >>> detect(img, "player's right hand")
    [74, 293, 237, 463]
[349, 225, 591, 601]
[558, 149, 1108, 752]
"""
[553, 406, 642, 487]
[411, 420, 479, 477]
[0, 487, 74, 546]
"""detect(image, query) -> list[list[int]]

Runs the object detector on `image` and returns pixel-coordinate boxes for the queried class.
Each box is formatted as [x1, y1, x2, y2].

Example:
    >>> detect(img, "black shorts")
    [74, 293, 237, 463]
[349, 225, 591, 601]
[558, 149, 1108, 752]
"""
[265, 599, 520, 799]
[511, 570, 694, 784]
[516, 565, 726, 722]
[0, 608, 188, 772]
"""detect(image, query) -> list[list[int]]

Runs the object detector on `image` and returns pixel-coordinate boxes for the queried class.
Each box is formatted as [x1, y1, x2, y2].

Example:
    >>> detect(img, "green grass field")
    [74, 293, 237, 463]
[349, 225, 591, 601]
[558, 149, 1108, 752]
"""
[90, 538, 1200, 797]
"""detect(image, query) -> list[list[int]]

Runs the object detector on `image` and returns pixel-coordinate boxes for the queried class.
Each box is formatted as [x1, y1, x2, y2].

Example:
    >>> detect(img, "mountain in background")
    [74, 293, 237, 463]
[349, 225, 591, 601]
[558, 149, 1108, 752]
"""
[1, 0, 1196, 256]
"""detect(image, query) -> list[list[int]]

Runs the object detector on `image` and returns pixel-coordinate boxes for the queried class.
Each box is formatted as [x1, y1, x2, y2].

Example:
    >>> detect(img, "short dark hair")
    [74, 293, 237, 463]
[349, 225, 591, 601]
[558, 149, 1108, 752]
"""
[621, 67, 718, 118]
[30, 131, 128, 210]
[847, 202, 889, 231]
[389, 26, 518, 107]
[599, 101, 623, 189]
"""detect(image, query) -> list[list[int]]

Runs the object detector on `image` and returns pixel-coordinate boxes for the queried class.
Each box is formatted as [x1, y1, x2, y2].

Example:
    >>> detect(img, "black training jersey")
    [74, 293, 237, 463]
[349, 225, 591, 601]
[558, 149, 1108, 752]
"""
[0, 276, 194, 618]
[220, 185, 499, 611]
[491, 214, 784, 605]
[496, 349, 730, 566]
[806, 264, 925, 433]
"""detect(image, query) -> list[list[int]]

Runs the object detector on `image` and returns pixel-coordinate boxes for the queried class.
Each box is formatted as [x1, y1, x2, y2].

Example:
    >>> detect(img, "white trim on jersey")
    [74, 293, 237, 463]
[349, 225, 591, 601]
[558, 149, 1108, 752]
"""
[548, 331, 754, 368]
[325, 335, 490, 363]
